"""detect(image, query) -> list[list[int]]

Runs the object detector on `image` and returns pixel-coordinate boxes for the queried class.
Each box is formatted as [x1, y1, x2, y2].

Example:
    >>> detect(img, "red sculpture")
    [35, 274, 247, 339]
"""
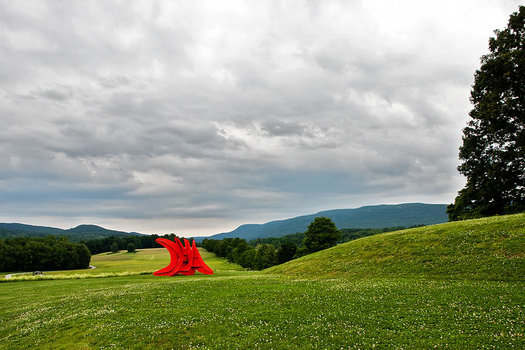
[154, 238, 213, 276]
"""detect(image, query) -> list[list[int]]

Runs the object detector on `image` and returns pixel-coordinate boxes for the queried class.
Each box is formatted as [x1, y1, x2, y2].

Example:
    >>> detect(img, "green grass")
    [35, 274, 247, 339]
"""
[267, 213, 525, 281]
[1, 248, 245, 281]
[0, 274, 523, 349]
[0, 214, 524, 349]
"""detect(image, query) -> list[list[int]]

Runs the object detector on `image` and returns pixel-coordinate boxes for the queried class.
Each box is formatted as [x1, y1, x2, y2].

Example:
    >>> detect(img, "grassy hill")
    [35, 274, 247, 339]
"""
[0, 214, 523, 349]
[199, 203, 448, 241]
[267, 213, 525, 281]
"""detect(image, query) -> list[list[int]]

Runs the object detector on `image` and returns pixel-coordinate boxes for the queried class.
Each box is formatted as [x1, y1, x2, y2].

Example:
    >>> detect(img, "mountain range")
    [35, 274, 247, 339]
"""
[0, 223, 143, 241]
[195, 203, 448, 241]
[1, 203, 448, 242]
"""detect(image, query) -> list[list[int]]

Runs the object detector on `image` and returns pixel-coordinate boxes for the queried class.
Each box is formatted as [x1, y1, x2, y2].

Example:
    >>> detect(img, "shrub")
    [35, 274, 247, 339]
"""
[127, 243, 136, 253]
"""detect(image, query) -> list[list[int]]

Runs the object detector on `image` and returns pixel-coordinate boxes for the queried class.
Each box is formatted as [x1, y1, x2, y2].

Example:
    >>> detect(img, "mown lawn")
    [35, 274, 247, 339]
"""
[0, 215, 524, 349]
[1, 247, 244, 280]
[81, 247, 245, 275]
[0, 273, 523, 349]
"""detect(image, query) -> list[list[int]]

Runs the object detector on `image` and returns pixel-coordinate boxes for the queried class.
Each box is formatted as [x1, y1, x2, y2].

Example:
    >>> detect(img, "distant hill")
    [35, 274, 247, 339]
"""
[197, 203, 448, 241]
[267, 213, 525, 281]
[0, 223, 144, 241]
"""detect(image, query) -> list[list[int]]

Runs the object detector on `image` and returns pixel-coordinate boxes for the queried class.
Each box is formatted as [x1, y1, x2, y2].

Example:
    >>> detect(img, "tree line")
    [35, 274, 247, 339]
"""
[0, 236, 91, 272]
[200, 237, 282, 270]
[0, 233, 186, 272]
[200, 217, 405, 270]
[250, 226, 408, 250]
[80, 233, 183, 255]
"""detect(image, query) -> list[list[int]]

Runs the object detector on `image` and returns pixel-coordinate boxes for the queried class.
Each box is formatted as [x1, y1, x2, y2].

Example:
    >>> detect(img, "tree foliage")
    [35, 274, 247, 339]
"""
[253, 244, 278, 270]
[200, 237, 264, 270]
[448, 6, 525, 220]
[81, 233, 178, 255]
[303, 217, 341, 253]
[0, 236, 91, 272]
[276, 242, 297, 264]
[110, 241, 119, 253]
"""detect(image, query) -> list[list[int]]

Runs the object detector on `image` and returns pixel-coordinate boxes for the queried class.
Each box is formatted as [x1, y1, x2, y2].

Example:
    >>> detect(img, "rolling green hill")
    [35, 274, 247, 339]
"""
[198, 203, 448, 241]
[267, 213, 525, 281]
[0, 223, 144, 241]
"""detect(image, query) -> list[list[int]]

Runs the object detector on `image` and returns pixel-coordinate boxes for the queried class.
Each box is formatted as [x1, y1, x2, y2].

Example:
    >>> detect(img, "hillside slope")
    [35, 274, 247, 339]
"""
[0, 223, 144, 241]
[267, 213, 525, 281]
[201, 203, 447, 241]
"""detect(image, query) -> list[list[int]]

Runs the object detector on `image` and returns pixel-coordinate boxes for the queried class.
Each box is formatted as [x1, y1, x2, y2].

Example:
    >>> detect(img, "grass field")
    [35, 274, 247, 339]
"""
[267, 213, 525, 281]
[0, 214, 524, 349]
[0, 247, 245, 281]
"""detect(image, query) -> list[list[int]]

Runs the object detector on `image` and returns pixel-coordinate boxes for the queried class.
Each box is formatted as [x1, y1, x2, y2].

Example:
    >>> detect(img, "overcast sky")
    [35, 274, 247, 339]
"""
[0, 1, 521, 236]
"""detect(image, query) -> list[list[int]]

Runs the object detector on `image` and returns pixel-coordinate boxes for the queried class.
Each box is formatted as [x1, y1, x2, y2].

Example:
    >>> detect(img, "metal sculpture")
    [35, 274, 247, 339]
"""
[153, 238, 213, 276]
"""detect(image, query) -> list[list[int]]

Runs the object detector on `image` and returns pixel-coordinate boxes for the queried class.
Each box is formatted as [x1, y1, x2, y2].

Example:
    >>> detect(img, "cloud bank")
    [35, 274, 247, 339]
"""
[0, 0, 522, 235]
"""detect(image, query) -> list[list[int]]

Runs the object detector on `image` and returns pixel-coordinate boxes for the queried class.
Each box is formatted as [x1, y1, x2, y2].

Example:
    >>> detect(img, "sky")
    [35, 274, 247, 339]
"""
[0, 0, 522, 236]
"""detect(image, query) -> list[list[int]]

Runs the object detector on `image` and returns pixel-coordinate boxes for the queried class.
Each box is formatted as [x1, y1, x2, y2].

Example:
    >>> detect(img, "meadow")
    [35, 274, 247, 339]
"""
[0, 214, 523, 349]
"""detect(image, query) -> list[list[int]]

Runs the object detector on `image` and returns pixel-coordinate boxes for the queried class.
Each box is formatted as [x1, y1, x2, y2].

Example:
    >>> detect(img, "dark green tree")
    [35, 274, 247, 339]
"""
[448, 6, 525, 220]
[303, 217, 341, 253]
[127, 243, 136, 253]
[110, 241, 119, 253]
[0, 237, 91, 272]
[238, 248, 256, 269]
[76, 244, 91, 268]
[276, 242, 297, 264]
[253, 244, 277, 270]
[230, 240, 250, 264]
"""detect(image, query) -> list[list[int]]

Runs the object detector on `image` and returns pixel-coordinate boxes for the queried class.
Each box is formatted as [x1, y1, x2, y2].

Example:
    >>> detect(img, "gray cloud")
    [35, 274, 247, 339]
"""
[0, 0, 522, 235]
